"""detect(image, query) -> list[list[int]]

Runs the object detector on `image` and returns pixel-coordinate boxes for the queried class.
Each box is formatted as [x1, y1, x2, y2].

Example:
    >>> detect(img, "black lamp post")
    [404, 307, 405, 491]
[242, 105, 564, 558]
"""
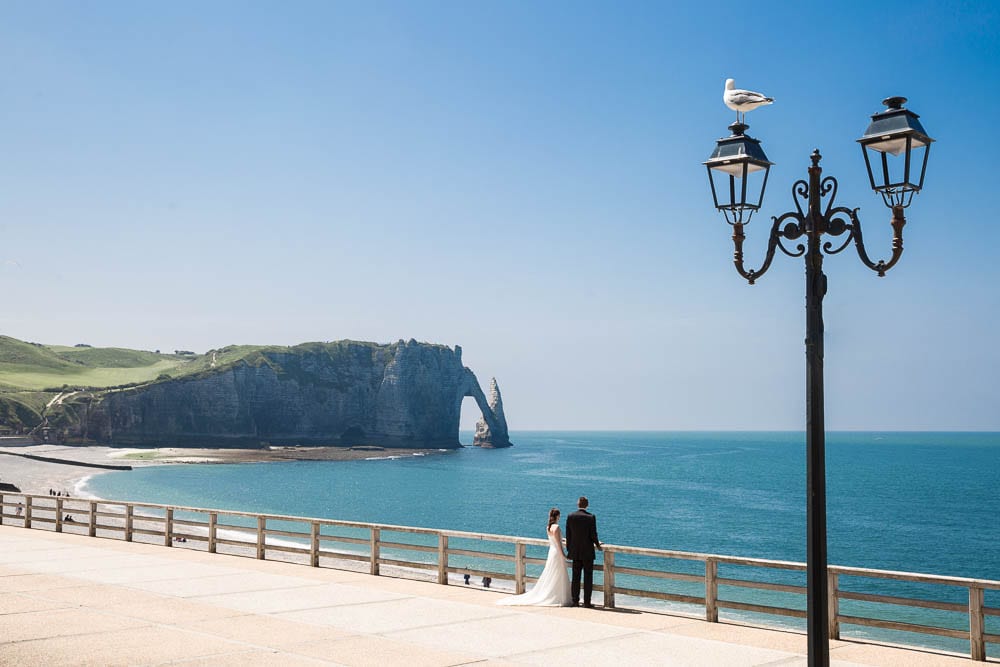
[704, 97, 933, 667]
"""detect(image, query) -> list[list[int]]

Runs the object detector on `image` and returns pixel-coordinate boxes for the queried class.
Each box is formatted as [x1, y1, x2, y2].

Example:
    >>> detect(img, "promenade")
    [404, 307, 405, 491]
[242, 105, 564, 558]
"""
[0, 526, 982, 666]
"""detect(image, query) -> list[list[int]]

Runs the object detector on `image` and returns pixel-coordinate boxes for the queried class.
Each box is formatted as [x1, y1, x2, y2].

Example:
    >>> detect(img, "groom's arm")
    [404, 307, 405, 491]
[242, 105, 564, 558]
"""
[592, 516, 602, 550]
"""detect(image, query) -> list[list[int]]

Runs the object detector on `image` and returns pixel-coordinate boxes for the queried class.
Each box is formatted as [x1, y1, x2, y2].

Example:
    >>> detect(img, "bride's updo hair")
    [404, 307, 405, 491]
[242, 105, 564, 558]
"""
[548, 508, 560, 528]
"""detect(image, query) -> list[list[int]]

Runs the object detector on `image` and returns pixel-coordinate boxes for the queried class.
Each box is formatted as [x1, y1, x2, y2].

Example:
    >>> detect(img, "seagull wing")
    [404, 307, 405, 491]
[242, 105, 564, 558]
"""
[728, 89, 773, 105]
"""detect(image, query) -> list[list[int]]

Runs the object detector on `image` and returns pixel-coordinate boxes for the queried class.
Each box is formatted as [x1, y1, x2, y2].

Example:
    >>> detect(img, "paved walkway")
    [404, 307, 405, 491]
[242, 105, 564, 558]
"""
[0, 526, 984, 666]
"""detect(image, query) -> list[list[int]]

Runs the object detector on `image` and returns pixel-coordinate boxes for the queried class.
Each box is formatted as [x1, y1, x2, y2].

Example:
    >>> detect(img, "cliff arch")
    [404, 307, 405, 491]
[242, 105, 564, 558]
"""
[65, 339, 511, 450]
[458, 371, 511, 448]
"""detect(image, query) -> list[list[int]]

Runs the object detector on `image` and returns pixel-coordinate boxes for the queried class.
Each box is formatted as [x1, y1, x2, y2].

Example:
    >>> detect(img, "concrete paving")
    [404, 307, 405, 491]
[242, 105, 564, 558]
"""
[0, 525, 987, 666]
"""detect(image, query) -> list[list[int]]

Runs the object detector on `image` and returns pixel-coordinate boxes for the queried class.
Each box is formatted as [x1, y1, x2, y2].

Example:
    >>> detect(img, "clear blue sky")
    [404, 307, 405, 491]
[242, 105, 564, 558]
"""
[0, 1, 996, 430]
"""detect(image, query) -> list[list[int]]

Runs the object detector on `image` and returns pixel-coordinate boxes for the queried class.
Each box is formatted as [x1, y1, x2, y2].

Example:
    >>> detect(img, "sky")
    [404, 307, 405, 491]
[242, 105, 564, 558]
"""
[0, 1, 997, 431]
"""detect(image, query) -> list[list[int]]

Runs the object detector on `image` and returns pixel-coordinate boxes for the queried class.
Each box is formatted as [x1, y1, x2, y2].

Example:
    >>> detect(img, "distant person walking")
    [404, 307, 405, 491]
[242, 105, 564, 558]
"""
[565, 496, 601, 608]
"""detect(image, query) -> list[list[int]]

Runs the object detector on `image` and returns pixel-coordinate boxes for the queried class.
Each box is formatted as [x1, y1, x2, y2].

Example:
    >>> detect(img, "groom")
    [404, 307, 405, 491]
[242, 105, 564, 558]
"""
[565, 496, 602, 608]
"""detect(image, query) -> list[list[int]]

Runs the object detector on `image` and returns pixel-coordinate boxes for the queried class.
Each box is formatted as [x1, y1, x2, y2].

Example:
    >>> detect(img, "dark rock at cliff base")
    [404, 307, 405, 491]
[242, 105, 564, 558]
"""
[53, 340, 512, 449]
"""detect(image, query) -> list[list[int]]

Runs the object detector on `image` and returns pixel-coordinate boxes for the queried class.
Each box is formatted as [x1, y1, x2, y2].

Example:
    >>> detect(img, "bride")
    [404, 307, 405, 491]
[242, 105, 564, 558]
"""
[497, 508, 571, 606]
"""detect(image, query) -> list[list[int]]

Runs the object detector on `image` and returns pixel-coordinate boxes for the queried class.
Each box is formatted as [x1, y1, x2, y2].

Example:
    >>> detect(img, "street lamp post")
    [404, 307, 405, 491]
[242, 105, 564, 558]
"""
[704, 97, 934, 667]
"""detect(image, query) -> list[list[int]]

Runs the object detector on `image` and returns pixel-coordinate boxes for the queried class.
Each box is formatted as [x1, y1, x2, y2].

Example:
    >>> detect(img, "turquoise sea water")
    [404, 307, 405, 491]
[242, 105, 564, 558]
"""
[85, 431, 1000, 652]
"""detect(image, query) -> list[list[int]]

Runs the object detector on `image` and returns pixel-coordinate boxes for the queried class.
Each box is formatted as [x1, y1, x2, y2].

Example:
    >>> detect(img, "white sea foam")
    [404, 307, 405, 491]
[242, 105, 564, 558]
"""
[362, 451, 439, 461]
[73, 474, 102, 499]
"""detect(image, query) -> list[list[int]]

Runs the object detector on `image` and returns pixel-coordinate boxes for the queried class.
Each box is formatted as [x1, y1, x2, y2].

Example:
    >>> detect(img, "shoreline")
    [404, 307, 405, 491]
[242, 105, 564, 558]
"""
[0, 443, 454, 497]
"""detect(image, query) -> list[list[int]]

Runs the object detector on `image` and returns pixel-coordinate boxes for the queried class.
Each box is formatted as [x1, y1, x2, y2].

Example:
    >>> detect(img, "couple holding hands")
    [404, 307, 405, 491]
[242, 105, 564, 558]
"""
[498, 496, 602, 608]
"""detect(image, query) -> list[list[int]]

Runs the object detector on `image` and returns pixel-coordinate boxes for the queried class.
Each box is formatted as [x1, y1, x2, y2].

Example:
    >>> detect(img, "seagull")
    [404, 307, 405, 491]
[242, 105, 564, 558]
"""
[723, 78, 774, 124]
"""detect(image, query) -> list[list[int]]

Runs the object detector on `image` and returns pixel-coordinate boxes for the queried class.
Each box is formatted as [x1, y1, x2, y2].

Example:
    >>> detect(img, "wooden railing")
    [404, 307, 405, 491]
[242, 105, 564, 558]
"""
[1, 492, 997, 660]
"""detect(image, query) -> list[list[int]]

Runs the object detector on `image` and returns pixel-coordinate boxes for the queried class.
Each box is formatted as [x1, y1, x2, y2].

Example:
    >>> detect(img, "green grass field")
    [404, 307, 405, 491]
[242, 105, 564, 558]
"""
[0, 336, 404, 395]
[47, 346, 169, 368]
[0, 360, 193, 391]
[0, 337, 199, 391]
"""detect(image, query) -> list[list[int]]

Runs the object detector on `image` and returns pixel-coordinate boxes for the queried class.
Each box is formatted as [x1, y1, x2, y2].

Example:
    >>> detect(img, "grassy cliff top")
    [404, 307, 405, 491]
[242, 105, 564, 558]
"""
[0, 336, 198, 391]
[0, 337, 453, 393]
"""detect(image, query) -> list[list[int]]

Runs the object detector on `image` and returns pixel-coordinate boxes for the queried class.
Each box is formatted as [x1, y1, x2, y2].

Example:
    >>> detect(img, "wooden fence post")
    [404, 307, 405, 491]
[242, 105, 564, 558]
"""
[55, 497, 63, 533]
[828, 571, 840, 640]
[437, 534, 448, 584]
[88, 501, 97, 537]
[0, 493, 4, 524]
[164, 508, 173, 546]
[705, 558, 718, 622]
[970, 585, 985, 661]
[256, 516, 266, 560]
[125, 505, 134, 542]
[515, 542, 526, 594]
[603, 550, 616, 609]
[370, 527, 380, 576]
[25, 496, 32, 528]
[310, 522, 319, 567]
[208, 512, 217, 553]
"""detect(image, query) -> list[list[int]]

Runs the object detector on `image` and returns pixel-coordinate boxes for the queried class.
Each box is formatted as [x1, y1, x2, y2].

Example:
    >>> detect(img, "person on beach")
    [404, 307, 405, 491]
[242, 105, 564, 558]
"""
[497, 508, 571, 606]
[565, 496, 602, 608]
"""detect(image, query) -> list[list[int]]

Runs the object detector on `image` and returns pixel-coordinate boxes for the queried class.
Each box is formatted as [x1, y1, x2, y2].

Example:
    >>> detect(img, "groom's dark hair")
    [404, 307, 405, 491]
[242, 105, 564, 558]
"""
[578, 496, 588, 509]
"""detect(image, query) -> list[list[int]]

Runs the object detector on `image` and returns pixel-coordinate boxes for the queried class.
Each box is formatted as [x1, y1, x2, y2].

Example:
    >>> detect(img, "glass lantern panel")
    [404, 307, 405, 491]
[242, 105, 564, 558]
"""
[866, 132, 929, 156]
[709, 160, 767, 177]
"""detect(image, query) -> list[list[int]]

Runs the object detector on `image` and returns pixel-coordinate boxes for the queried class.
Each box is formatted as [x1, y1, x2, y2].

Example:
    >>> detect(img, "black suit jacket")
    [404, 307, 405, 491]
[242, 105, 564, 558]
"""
[565, 509, 600, 561]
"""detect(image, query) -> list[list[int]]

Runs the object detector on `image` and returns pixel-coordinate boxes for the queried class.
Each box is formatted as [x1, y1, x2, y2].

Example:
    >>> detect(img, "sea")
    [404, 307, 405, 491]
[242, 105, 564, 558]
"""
[84, 431, 1000, 654]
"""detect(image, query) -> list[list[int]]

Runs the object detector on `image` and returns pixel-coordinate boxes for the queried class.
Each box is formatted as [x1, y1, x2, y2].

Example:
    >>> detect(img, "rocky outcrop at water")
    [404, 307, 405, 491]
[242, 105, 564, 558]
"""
[54, 340, 512, 449]
[473, 377, 509, 448]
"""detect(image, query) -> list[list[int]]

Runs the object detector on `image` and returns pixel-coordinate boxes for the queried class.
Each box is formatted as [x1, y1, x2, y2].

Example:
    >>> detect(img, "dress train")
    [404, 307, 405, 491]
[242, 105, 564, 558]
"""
[497, 524, 571, 607]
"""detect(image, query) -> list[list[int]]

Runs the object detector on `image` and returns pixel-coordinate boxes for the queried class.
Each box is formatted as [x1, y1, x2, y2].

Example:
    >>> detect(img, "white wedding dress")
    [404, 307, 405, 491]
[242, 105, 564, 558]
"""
[497, 523, 572, 606]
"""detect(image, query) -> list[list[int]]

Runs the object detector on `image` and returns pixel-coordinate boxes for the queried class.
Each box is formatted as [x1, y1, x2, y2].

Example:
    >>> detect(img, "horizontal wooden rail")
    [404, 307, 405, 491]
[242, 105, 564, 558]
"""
[1, 491, 997, 661]
[174, 533, 207, 543]
[718, 577, 807, 595]
[838, 614, 969, 640]
[380, 540, 437, 553]
[378, 557, 436, 571]
[614, 565, 703, 583]
[318, 550, 369, 563]
[720, 600, 808, 619]
[831, 564, 1000, 590]
[837, 590, 967, 612]
[266, 543, 310, 556]
[318, 535, 369, 546]
[448, 547, 513, 560]
[263, 527, 310, 539]
[614, 585, 704, 607]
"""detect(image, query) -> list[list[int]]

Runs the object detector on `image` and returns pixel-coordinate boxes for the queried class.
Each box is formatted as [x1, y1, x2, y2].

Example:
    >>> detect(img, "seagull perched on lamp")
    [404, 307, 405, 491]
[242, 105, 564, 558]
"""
[723, 78, 774, 125]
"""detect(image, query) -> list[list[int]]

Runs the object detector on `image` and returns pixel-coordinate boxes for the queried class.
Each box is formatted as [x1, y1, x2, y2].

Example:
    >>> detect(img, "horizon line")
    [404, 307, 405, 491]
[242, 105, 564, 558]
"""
[460, 428, 1000, 434]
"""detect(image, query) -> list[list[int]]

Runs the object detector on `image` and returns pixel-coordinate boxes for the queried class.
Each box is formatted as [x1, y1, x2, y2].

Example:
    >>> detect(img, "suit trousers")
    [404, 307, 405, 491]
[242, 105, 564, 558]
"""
[571, 558, 594, 605]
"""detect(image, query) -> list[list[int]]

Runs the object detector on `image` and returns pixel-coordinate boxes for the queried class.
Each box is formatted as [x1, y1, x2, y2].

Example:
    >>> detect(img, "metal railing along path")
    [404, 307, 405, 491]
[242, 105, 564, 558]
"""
[2, 492, 997, 661]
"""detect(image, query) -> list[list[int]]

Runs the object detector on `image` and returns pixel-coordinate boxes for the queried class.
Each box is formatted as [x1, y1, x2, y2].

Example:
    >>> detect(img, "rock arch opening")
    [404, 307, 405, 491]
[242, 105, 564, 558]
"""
[459, 396, 482, 446]
[459, 375, 511, 448]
